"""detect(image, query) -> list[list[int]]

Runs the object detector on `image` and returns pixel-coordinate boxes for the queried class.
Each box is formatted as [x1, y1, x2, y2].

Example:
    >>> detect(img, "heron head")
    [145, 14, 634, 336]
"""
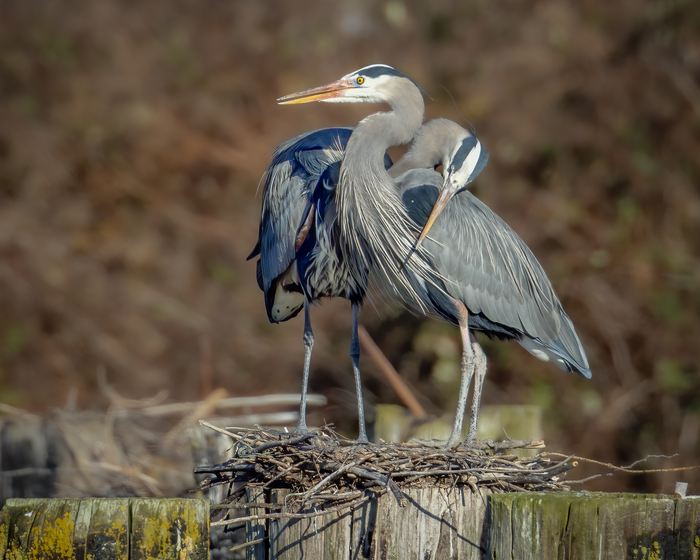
[443, 133, 489, 196]
[411, 131, 490, 252]
[278, 64, 415, 105]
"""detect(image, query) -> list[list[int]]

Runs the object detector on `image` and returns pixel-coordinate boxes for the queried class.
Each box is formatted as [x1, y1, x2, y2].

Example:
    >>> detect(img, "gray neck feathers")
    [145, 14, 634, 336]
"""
[389, 118, 468, 178]
[335, 79, 439, 310]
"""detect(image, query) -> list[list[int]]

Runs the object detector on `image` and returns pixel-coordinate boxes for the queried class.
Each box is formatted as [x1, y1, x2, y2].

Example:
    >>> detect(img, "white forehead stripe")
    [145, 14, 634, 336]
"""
[463, 141, 482, 176]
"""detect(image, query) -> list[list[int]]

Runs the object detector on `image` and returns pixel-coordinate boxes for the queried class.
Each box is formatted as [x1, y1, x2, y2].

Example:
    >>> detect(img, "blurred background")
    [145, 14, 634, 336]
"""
[0, 0, 698, 494]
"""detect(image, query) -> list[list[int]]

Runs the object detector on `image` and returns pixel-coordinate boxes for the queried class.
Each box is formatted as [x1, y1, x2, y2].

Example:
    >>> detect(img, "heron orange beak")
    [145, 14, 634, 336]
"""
[412, 183, 458, 252]
[278, 79, 354, 104]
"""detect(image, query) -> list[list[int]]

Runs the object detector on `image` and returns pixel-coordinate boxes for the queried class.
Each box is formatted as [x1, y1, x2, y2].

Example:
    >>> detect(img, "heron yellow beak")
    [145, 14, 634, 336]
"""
[412, 183, 458, 252]
[278, 79, 354, 104]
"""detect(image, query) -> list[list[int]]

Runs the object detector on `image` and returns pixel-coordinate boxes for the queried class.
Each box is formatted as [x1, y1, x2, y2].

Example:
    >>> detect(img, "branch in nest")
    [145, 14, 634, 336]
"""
[211, 493, 378, 528]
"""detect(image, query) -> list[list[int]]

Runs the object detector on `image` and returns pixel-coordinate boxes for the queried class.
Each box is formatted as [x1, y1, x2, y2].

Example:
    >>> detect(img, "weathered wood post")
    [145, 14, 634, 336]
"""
[203, 426, 700, 559]
[0, 497, 209, 559]
[247, 487, 490, 560]
[488, 491, 700, 560]
[239, 490, 700, 559]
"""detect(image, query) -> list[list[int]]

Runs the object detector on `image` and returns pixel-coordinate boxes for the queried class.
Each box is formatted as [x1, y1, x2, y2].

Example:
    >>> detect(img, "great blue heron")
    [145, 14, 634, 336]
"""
[277, 64, 591, 447]
[248, 126, 394, 441]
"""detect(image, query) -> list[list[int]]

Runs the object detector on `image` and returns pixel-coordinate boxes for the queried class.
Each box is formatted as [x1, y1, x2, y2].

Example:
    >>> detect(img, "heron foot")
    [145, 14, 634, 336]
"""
[294, 422, 310, 435]
[443, 434, 462, 450]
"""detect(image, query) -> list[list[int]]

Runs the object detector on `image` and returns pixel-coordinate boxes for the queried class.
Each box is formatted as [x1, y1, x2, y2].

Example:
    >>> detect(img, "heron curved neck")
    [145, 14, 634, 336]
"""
[343, 82, 424, 176]
[388, 143, 440, 178]
[334, 78, 440, 311]
[388, 119, 465, 178]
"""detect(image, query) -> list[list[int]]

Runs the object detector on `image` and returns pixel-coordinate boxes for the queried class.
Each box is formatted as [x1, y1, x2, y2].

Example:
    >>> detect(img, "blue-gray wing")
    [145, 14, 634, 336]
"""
[398, 168, 590, 376]
[252, 128, 353, 292]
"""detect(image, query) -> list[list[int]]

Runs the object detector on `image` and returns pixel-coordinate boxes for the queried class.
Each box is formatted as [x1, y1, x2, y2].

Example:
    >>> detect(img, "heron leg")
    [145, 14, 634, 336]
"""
[350, 302, 369, 443]
[465, 333, 488, 444]
[445, 301, 475, 449]
[295, 301, 313, 434]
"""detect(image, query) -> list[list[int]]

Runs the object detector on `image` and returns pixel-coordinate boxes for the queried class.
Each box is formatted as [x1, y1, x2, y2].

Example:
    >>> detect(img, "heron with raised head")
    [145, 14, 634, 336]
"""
[249, 126, 394, 441]
[275, 64, 591, 448]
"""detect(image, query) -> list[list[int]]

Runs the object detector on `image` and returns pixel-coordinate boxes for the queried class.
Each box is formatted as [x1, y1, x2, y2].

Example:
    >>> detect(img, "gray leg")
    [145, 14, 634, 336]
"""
[465, 333, 487, 444]
[350, 303, 369, 443]
[295, 301, 313, 434]
[445, 302, 475, 449]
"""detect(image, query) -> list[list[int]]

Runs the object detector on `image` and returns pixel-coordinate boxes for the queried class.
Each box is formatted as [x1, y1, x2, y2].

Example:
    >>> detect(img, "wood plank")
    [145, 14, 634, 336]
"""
[488, 492, 700, 560]
[675, 496, 700, 560]
[268, 488, 353, 560]
[83, 498, 130, 559]
[350, 495, 377, 559]
[264, 487, 489, 559]
[25, 498, 80, 559]
[1, 498, 209, 559]
[246, 488, 268, 560]
[0, 498, 45, 558]
[130, 498, 209, 560]
[372, 487, 490, 559]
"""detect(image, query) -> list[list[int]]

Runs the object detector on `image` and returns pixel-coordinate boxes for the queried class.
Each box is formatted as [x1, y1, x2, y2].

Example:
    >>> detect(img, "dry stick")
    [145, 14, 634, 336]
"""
[299, 461, 359, 502]
[407, 438, 544, 450]
[473, 439, 545, 451]
[254, 432, 317, 453]
[566, 473, 614, 484]
[230, 537, 268, 553]
[199, 419, 244, 440]
[211, 494, 376, 527]
[264, 462, 305, 487]
[358, 325, 427, 418]
[308, 491, 365, 502]
[542, 452, 700, 474]
[290, 454, 377, 504]
[211, 502, 285, 511]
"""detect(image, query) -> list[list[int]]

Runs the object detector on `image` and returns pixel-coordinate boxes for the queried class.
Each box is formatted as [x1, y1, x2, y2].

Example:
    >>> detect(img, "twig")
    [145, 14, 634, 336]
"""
[566, 473, 614, 484]
[211, 495, 374, 527]
[198, 420, 243, 440]
[211, 502, 285, 511]
[298, 461, 358, 502]
[254, 432, 317, 453]
[621, 454, 679, 469]
[542, 452, 700, 474]
[230, 537, 268, 553]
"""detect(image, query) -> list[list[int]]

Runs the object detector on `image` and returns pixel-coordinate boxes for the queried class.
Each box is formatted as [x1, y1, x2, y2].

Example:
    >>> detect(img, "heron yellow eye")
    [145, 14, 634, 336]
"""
[357, 76, 365, 85]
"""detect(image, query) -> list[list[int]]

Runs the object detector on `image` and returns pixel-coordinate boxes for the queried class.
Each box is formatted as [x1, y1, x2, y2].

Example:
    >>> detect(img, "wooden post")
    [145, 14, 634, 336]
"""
[488, 491, 700, 559]
[246, 488, 268, 560]
[240, 490, 700, 559]
[246, 487, 490, 559]
[0, 498, 209, 559]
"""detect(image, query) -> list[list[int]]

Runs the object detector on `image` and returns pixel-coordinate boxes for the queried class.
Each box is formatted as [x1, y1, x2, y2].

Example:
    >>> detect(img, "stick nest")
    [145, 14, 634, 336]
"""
[197, 424, 576, 519]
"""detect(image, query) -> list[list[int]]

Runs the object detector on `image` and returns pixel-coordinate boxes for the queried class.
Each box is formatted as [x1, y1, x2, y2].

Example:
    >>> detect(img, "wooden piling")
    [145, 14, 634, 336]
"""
[240, 490, 700, 559]
[488, 491, 700, 560]
[246, 486, 490, 559]
[0, 497, 209, 559]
